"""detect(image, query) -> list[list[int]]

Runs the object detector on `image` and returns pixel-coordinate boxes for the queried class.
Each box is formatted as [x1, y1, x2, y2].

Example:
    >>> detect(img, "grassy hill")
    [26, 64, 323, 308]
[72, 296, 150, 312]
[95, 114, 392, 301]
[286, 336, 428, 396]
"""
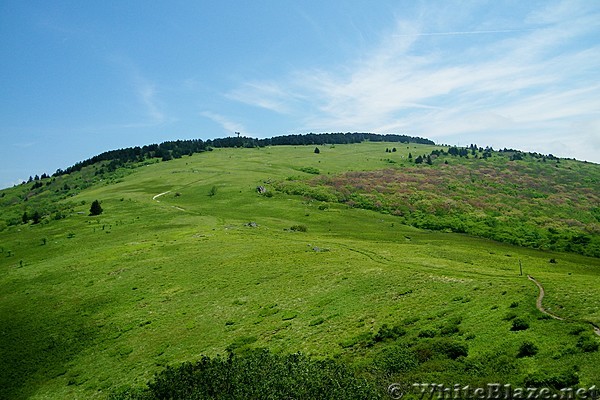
[1, 141, 599, 399]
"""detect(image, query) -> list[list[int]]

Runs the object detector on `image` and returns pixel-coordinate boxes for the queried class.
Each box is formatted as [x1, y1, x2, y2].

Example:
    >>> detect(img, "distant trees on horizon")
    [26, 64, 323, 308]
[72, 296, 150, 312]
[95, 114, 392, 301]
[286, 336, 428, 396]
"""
[44, 132, 434, 180]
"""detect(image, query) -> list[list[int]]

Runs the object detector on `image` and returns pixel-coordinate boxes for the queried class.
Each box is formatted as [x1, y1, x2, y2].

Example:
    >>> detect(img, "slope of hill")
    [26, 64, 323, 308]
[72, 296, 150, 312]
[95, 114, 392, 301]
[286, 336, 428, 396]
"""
[0, 140, 599, 399]
[276, 147, 600, 257]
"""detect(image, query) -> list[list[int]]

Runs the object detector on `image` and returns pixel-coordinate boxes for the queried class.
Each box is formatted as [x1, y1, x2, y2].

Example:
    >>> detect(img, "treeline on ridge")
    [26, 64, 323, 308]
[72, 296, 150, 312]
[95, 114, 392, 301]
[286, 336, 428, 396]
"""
[51, 132, 433, 178]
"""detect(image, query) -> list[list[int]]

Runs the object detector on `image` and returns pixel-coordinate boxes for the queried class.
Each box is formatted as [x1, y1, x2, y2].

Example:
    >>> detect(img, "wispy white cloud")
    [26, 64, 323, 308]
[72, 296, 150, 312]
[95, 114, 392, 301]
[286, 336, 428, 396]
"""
[136, 81, 165, 124]
[107, 54, 168, 126]
[201, 111, 246, 135]
[228, 0, 600, 162]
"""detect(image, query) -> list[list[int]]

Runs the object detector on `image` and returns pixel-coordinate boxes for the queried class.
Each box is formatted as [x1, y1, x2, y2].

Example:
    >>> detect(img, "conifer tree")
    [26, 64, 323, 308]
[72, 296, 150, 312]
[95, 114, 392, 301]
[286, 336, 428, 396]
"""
[90, 200, 103, 216]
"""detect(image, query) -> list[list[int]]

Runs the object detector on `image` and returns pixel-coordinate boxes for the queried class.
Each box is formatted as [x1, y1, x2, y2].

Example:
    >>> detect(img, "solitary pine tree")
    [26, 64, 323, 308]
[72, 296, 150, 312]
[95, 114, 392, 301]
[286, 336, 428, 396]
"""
[90, 200, 103, 216]
[314, 147, 320, 154]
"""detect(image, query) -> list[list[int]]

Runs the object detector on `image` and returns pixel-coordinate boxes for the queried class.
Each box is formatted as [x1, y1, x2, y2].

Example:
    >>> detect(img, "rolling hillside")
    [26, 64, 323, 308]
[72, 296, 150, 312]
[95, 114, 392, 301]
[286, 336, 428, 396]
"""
[1, 139, 599, 399]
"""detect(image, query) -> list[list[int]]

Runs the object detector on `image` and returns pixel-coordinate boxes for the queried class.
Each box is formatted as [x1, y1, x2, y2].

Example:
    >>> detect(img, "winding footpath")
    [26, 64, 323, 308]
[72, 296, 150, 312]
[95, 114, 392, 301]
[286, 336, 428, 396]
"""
[152, 191, 171, 201]
[527, 275, 600, 337]
[152, 191, 185, 211]
[527, 275, 564, 320]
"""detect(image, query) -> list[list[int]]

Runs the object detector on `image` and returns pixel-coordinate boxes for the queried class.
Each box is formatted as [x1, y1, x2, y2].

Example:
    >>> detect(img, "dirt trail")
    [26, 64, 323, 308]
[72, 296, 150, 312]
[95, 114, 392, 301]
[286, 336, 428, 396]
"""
[152, 191, 185, 211]
[152, 191, 171, 201]
[528, 275, 600, 337]
[527, 275, 564, 320]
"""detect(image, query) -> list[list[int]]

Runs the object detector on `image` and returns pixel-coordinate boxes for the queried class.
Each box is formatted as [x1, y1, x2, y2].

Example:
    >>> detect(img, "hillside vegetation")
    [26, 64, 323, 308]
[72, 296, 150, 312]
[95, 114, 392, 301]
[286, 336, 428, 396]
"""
[0, 139, 599, 399]
[276, 147, 600, 257]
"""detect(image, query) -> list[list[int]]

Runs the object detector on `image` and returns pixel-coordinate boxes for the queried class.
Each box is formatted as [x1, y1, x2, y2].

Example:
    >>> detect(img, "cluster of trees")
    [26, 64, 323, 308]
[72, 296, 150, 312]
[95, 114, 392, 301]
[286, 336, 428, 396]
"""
[43, 132, 432, 179]
[404, 144, 562, 166]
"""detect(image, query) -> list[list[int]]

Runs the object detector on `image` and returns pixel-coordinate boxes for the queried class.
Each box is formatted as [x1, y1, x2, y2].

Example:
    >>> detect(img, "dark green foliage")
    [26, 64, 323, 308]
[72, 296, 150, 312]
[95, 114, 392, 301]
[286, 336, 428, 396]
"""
[413, 338, 468, 362]
[440, 316, 462, 336]
[314, 147, 320, 154]
[299, 166, 320, 175]
[372, 324, 406, 342]
[569, 326, 587, 335]
[374, 344, 418, 374]
[89, 200, 103, 216]
[418, 329, 436, 338]
[517, 341, 539, 357]
[524, 369, 579, 389]
[31, 210, 41, 224]
[576, 335, 599, 352]
[208, 186, 218, 197]
[290, 224, 307, 232]
[511, 317, 530, 331]
[109, 349, 384, 400]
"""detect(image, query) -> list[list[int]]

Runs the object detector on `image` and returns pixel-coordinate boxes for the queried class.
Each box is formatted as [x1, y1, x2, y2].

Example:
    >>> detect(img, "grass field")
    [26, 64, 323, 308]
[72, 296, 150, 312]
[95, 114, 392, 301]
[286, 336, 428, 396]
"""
[1, 143, 599, 399]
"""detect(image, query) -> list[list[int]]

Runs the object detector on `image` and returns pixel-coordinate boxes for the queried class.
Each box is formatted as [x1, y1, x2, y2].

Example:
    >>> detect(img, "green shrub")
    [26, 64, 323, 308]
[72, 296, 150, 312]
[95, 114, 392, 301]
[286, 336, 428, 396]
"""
[576, 335, 599, 352]
[569, 326, 587, 335]
[511, 317, 529, 331]
[418, 329, 436, 338]
[374, 345, 418, 374]
[517, 341, 539, 357]
[413, 338, 468, 362]
[290, 224, 307, 232]
[524, 369, 579, 389]
[109, 349, 384, 399]
[299, 166, 320, 175]
[373, 324, 406, 342]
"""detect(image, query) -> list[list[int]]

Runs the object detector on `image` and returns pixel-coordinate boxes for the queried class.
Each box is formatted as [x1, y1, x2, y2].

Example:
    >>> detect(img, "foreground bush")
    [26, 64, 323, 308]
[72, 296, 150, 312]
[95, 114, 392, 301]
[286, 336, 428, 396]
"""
[110, 349, 384, 400]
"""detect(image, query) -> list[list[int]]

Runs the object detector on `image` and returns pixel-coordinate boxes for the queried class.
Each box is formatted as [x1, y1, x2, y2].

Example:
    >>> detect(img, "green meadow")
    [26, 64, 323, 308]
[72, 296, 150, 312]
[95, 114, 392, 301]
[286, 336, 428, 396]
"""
[1, 142, 599, 399]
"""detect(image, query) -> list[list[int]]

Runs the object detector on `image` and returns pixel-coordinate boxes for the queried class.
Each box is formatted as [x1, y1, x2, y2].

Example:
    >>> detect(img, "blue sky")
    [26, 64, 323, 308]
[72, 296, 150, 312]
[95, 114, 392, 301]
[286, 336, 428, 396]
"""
[1, 1, 599, 188]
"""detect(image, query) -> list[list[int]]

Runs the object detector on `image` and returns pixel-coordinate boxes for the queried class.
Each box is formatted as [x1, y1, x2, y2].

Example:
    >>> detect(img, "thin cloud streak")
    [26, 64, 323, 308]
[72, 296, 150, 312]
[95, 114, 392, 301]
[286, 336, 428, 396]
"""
[229, 1, 600, 162]
[393, 28, 534, 37]
[201, 111, 246, 135]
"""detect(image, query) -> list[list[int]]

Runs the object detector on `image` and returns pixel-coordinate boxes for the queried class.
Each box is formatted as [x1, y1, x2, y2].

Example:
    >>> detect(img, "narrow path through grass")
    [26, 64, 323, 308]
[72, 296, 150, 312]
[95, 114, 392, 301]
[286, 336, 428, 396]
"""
[528, 275, 600, 337]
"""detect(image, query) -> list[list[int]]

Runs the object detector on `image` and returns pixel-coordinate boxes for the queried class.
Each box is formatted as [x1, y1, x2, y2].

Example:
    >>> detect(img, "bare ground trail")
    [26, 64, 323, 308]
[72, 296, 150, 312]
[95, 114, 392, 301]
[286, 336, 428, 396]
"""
[527, 275, 564, 320]
[152, 191, 171, 201]
[152, 191, 185, 211]
[528, 275, 600, 337]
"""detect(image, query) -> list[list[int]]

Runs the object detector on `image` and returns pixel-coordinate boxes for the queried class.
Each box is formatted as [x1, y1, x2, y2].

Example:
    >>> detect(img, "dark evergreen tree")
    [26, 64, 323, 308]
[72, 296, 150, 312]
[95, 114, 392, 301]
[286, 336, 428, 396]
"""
[22, 211, 29, 224]
[314, 147, 320, 154]
[90, 200, 103, 216]
[415, 155, 423, 164]
[31, 211, 41, 224]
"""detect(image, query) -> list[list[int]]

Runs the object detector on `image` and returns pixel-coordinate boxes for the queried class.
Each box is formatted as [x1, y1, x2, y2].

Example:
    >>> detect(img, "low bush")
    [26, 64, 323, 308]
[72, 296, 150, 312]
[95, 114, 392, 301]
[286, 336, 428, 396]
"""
[109, 349, 385, 399]
[517, 341, 538, 357]
[576, 335, 599, 352]
[511, 317, 529, 331]
[374, 345, 418, 374]
[290, 224, 307, 232]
